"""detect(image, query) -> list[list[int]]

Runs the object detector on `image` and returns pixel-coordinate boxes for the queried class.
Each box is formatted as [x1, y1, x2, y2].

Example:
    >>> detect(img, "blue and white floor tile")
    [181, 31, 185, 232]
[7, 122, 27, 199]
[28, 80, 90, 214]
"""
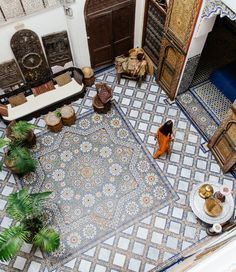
[0, 68, 235, 272]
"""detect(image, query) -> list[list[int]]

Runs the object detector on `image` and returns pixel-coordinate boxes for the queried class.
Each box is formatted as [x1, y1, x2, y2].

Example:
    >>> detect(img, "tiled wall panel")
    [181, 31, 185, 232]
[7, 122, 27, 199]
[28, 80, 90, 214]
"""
[0, 0, 24, 20]
[21, 0, 44, 14]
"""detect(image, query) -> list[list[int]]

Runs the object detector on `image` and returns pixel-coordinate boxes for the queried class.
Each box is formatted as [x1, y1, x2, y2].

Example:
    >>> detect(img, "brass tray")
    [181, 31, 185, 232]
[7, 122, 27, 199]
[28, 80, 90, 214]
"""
[204, 198, 223, 217]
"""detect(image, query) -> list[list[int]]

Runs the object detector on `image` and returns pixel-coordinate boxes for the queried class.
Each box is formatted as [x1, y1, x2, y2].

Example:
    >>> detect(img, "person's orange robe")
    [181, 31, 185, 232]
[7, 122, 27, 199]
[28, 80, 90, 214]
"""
[153, 130, 172, 159]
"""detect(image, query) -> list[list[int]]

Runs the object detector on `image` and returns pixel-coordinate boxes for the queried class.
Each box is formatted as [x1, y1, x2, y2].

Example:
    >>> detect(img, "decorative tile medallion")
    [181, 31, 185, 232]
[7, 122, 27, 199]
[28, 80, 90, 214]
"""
[21, 102, 177, 269]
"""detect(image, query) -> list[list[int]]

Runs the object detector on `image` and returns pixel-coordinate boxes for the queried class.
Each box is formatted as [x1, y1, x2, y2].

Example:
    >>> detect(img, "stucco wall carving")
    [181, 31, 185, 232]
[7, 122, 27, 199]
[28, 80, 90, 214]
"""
[0, 0, 61, 23]
[202, 0, 236, 20]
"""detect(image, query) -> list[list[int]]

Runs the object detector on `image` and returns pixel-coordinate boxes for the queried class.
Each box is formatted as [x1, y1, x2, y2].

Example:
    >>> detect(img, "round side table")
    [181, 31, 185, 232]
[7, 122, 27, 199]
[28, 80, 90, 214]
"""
[190, 182, 234, 225]
[44, 112, 63, 132]
[60, 105, 76, 126]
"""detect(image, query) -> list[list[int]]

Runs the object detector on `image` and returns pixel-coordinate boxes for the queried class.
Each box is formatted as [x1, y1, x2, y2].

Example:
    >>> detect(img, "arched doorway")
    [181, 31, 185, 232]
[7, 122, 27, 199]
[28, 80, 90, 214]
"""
[85, 0, 135, 69]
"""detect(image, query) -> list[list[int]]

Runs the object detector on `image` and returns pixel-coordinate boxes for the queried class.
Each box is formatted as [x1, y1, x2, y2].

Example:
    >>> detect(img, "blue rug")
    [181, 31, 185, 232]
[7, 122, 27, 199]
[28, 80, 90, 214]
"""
[20, 102, 177, 269]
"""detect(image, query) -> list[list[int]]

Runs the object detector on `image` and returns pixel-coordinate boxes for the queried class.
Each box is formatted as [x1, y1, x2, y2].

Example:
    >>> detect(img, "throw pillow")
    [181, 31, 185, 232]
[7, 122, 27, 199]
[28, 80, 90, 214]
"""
[54, 72, 72, 86]
[32, 80, 55, 96]
[0, 104, 8, 116]
[8, 93, 27, 107]
[73, 70, 83, 85]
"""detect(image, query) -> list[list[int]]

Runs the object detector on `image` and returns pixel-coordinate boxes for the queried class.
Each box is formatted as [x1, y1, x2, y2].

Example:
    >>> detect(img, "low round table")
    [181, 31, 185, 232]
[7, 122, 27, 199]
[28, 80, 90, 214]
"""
[44, 112, 63, 132]
[60, 105, 76, 126]
[190, 182, 234, 225]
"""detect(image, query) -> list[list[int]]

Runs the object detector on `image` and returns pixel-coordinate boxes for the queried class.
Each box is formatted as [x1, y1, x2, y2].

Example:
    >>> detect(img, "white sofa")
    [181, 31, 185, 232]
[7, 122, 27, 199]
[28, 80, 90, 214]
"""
[1, 67, 85, 123]
[3, 78, 84, 122]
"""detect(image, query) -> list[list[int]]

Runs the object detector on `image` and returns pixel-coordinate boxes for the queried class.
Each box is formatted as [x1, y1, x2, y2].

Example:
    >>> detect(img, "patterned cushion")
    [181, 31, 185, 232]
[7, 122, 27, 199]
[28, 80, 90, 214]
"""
[32, 81, 55, 96]
[0, 104, 8, 116]
[54, 72, 72, 86]
[8, 93, 27, 107]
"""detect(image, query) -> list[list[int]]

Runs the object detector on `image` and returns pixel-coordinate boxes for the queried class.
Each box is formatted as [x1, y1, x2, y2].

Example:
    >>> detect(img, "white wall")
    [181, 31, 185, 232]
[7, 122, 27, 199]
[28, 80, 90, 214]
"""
[134, 0, 146, 48]
[0, 0, 144, 69]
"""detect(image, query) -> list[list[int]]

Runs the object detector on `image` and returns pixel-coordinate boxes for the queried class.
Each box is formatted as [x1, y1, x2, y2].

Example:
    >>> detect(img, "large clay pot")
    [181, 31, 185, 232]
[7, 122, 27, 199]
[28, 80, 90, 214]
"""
[4, 152, 20, 175]
[5, 121, 36, 148]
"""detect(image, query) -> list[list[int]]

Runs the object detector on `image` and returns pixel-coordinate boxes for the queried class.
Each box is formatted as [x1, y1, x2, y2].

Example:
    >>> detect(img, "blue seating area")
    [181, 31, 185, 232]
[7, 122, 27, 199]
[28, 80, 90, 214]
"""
[210, 60, 236, 102]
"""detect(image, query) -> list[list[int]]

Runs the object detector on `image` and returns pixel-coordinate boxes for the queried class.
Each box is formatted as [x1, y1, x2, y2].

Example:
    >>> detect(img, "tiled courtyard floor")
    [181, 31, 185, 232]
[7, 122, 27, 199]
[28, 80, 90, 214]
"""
[0, 68, 235, 272]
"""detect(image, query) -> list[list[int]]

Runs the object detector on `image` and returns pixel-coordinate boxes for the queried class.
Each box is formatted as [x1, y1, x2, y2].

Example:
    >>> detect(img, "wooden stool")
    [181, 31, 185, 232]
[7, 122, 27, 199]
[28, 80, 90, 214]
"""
[44, 112, 63, 132]
[60, 105, 76, 126]
[92, 95, 111, 114]
[82, 67, 95, 87]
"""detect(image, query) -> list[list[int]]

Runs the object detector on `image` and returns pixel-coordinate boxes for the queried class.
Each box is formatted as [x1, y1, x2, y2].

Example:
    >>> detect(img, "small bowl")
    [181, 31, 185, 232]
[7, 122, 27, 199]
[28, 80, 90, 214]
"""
[199, 184, 214, 199]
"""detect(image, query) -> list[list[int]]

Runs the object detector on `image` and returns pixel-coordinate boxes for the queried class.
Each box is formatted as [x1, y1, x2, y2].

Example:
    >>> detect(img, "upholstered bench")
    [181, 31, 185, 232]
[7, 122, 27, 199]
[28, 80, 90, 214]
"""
[0, 67, 86, 123]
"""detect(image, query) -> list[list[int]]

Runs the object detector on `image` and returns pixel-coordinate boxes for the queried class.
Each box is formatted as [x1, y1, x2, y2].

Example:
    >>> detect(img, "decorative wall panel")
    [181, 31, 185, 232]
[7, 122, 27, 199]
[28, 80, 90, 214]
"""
[165, 0, 202, 52]
[142, 0, 166, 66]
[42, 31, 73, 67]
[45, 0, 60, 7]
[0, 0, 61, 24]
[11, 29, 51, 83]
[21, 0, 44, 14]
[0, 60, 23, 89]
[0, 0, 24, 20]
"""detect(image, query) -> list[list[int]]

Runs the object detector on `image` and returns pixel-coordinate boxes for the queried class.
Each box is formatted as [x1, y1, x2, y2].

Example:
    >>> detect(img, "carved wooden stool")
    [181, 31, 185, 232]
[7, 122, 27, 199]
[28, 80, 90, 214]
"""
[44, 112, 63, 132]
[60, 105, 76, 126]
[92, 95, 111, 114]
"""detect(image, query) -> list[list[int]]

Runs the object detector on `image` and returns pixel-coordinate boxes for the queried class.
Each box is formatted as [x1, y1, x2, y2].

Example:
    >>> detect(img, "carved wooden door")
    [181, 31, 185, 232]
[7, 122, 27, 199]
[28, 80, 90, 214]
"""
[157, 0, 202, 100]
[165, 0, 203, 53]
[11, 29, 51, 83]
[208, 101, 236, 173]
[112, 2, 135, 57]
[85, 0, 135, 68]
[158, 37, 185, 100]
[142, 0, 167, 66]
[42, 31, 73, 68]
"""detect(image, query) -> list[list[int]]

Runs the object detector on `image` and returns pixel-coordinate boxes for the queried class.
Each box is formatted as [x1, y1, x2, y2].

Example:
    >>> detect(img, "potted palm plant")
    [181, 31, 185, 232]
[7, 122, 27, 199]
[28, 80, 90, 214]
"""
[0, 139, 37, 175]
[6, 120, 37, 147]
[4, 145, 37, 175]
[0, 189, 60, 262]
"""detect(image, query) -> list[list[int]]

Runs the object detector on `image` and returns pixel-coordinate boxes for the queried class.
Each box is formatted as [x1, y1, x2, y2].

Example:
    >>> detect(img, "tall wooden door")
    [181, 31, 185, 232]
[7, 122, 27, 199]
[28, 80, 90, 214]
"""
[142, 0, 167, 67]
[87, 11, 113, 68]
[85, 0, 135, 69]
[157, 0, 202, 100]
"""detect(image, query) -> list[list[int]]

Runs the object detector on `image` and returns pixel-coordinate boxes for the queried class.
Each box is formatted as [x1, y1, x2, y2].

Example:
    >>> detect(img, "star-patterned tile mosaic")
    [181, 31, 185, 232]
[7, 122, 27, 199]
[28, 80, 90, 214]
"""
[0, 67, 235, 272]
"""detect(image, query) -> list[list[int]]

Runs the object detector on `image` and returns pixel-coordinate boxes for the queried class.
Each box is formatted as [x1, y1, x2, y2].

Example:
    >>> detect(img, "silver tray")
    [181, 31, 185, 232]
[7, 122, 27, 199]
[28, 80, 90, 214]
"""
[190, 182, 235, 225]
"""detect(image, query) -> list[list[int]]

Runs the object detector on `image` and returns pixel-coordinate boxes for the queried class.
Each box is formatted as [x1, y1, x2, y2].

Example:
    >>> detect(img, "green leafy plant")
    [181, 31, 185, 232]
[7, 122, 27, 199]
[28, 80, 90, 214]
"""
[55, 110, 61, 118]
[10, 121, 37, 142]
[4, 145, 37, 175]
[0, 189, 60, 261]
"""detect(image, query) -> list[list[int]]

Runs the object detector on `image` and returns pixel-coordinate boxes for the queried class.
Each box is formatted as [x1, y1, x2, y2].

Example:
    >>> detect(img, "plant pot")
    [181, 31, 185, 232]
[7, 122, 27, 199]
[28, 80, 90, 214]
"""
[25, 130, 36, 148]
[4, 155, 20, 175]
[24, 218, 43, 242]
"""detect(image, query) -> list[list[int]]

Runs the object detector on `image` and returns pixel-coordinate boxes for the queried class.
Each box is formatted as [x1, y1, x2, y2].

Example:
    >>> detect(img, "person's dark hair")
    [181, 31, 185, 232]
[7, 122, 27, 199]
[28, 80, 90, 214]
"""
[159, 120, 173, 136]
